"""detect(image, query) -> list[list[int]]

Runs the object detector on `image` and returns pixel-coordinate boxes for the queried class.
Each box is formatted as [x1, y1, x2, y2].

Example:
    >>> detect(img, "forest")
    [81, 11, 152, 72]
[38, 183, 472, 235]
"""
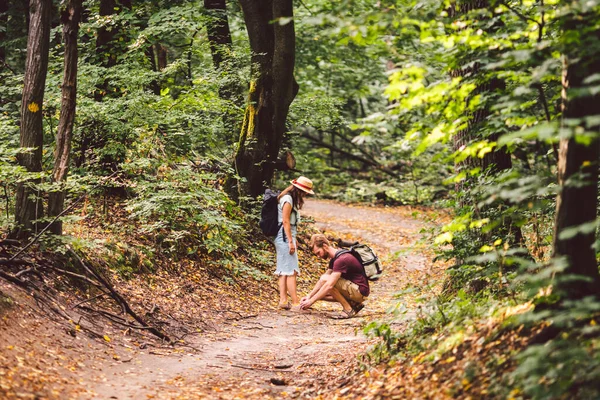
[1, 0, 599, 398]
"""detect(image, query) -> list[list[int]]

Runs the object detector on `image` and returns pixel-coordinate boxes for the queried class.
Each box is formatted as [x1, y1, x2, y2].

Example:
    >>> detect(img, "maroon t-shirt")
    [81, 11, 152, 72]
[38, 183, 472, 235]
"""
[329, 251, 370, 297]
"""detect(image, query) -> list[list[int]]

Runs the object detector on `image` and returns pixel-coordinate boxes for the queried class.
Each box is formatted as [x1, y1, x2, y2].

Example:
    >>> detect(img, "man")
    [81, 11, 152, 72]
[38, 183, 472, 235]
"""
[300, 234, 369, 318]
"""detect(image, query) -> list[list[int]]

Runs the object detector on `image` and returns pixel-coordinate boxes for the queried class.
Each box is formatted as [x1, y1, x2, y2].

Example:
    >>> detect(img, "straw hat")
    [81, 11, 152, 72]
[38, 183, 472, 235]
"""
[291, 176, 315, 194]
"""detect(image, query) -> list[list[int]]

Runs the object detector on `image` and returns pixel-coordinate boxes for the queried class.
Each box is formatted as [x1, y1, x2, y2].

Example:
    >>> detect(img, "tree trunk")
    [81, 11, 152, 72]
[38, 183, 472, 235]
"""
[11, 0, 51, 240]
[553, 24, 600, 298]
[450, 0, 524, 253]
[94, 0, 115, 101]
[47, 0, 82, 235]
[232, 0, 298, 200]
[204, 0, 242, 142]
[204, 0, 232, 70]
[94, 0, 130, 101]
[146, 45, 160, 95]
[451, 1, 511, 174]
[157, 44, 167, 71]
[0, 0, 7, 64]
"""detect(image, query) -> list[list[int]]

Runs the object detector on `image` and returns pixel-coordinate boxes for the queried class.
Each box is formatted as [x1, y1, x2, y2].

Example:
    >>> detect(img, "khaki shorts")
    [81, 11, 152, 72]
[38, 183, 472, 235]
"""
[334, 278, 365, 304]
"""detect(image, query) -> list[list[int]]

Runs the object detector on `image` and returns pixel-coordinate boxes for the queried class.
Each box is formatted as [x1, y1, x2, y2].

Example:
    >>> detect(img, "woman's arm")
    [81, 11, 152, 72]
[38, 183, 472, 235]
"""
[282, 202, 295, 255]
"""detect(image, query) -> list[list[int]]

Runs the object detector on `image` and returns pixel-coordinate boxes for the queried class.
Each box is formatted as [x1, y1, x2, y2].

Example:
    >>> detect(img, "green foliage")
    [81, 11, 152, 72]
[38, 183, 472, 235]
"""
[122, 160, 243, 258]
[364, 282, 507, 366]
[2, 0, 600, 395]
[506, 282, 600, 399]
[512, 337, 600, 400]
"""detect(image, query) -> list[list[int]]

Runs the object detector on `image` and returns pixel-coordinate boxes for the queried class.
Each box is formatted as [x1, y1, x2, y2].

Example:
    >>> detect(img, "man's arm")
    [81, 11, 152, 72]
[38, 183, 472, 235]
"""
[300, 271, 341, 308]
[302, 269, 332, 301]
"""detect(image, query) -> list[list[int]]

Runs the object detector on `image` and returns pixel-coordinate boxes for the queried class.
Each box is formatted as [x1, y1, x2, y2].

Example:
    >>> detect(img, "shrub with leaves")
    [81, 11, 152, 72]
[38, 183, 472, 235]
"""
[122, 159, 243, 258]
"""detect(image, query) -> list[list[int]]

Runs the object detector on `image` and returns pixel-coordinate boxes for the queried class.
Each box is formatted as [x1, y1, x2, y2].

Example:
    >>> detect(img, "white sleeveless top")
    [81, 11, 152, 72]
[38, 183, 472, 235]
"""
[278, 194, 299, 225]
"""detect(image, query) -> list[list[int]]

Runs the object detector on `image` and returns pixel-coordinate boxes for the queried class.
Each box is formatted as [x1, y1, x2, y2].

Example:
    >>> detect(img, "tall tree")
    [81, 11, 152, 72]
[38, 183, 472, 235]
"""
[0, 0, 7, 65]
[48, 0, 82, 235]
[553, 6, 600, 299]
[204, 0, 232, 70]
[94, 0, 130, 101]
[11, 0, 52, 239]
[451, 0, 512, 174]
[449, 1, 526, 249]
[234, 0, 299, 199]
[204, 0, 241, 141]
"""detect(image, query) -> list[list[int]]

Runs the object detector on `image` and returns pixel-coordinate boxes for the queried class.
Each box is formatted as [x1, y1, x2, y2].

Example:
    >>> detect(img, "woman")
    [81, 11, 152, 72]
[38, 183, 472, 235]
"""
[275, 176, 315, 311]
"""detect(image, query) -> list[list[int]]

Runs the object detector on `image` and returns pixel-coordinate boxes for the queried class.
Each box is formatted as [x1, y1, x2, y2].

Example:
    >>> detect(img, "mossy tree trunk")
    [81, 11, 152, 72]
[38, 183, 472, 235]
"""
[48, 0, 82, 235]
[11, 0, 51, 239]
[233, 0, 299, 200]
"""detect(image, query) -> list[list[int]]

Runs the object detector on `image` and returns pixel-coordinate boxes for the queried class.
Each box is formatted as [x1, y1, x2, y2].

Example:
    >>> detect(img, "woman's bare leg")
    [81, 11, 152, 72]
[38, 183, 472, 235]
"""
[287, 272, 299, 305]
[278, 275, 288, 305]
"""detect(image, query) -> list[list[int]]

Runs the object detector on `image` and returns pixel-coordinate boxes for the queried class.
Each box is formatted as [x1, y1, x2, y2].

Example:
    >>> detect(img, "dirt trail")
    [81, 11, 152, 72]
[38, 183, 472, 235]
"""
[86, 199, 434, 399]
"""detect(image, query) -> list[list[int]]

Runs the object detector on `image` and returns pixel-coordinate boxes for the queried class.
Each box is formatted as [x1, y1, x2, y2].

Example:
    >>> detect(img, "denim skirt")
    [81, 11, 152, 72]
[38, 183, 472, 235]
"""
[274, 225, 299, 276]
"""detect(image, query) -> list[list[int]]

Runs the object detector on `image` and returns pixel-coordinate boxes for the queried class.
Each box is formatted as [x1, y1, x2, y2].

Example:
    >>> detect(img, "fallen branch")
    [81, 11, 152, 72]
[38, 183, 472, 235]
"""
[15, 267, 34, 278]
[231, 364, 292, 372]
[81, 306, 156, 330]
[67, 246, 170, 342]
[0, 258, 32, 266]
[223, 311, 258, 321]
[0, 239, 21, 247]
[0, 270, 29, 288]
[44, 265, 104, 288]
[70, 292, 108, 309]
[247, 321, 274, 329]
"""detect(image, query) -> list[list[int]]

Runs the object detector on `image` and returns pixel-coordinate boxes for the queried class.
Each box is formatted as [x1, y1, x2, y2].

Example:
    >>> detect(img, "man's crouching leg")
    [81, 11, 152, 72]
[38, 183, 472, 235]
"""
[334, 278, 365, 315]
[327, 286, 353, 312]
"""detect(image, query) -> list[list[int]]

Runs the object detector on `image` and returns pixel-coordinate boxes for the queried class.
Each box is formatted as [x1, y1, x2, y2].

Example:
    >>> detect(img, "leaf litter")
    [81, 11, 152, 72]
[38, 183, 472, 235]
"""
[0, 199, 526, 399]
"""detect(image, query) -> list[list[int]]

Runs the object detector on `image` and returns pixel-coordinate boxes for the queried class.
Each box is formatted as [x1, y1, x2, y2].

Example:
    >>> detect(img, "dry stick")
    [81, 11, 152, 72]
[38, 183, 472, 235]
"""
[9, 171, 120, 262]
[67, 247, 170, 342]
[247, 321, 274, 329]
[231, 364, 292, 373]
[14, 267, 34, 278]
[0, 239, 21, 246]
[71, 292, 108, 309]
[0, 262, 103, 339]
[0, 270, 29, 288]
[44, 265, 105, 288]
[225, 313, 258, 321]
[0, 258, 31, 266]
[81, 306, 156, 330]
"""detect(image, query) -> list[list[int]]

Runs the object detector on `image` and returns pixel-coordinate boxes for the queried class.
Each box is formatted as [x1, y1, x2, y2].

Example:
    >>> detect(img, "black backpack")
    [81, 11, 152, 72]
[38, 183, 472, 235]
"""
[259, 188, 281, 236]
[334, 243, 383, 281]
